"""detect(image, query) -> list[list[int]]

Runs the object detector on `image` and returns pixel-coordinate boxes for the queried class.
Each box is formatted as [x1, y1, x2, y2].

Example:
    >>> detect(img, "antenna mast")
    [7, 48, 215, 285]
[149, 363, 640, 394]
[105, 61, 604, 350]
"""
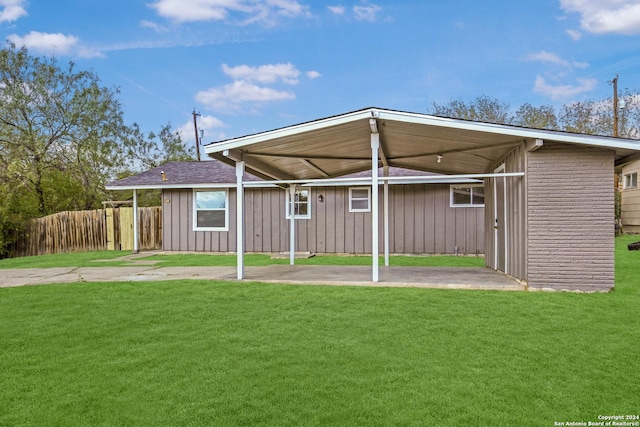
[612, 75, 619, 137]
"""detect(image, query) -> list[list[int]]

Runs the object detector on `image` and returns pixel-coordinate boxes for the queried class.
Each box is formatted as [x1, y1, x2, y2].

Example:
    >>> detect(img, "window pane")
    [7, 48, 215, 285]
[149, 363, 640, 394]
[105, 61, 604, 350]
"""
[196, 191, 225, 209]
[296, 202, 308, 216]
[197, 210, 225, 228]
[472, 187, 485, 205]
[352, 189, 369, 199]
[453, 187, 471, 205]
[297, 190, 308, 203]
[289, 189, 310, 217]
[352, 199, 369, 210]
[624, 173, 637, 188]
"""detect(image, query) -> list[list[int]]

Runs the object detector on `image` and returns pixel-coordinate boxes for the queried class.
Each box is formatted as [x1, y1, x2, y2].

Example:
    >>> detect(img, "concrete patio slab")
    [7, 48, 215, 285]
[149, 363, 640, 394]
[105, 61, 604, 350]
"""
[0, 265, 525, 291]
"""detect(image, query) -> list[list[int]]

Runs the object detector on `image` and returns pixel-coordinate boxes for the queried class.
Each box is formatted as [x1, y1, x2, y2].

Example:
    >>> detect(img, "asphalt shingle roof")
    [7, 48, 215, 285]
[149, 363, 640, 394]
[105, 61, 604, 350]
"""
[106, 160, 262, 188]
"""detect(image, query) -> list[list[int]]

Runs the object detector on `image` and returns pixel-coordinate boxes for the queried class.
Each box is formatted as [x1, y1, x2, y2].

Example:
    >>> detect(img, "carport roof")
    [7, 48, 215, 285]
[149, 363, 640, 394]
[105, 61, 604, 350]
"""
[204, 107, 640, 180]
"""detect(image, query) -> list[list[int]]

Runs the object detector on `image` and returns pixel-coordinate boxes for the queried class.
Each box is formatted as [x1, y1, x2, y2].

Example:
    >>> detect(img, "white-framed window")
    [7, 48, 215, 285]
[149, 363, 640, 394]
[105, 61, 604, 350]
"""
[450, 185, 485, 207]
[624, 172, 638, 189]
[349, 187, 371, 212]
[193, 189, 229, 231]
[286, 188, 311, 219]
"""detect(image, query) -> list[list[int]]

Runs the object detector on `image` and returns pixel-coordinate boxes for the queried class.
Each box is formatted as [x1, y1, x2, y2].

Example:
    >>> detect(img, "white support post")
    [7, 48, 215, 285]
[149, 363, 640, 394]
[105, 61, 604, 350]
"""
[371, 134, 380, 282]
[503, 175, 508, 276]
[289, 184, 296, 265]
[383, 165, 389, 267]
[236, 161, 245, 279]
[493, 176, 498, 270]
[132, 189, 139, 254]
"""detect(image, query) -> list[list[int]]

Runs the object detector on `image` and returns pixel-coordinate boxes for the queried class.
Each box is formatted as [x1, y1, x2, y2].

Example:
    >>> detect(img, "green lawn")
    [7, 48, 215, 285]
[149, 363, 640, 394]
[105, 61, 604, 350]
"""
[0, 250, 131, 268]
[141, 253, 485, 268]
[0, 236, 639, 426]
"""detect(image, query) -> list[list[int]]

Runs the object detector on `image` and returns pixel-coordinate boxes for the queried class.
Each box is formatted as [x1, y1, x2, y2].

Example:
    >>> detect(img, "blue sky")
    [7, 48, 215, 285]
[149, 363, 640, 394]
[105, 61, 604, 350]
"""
[2, 0, 640, 149]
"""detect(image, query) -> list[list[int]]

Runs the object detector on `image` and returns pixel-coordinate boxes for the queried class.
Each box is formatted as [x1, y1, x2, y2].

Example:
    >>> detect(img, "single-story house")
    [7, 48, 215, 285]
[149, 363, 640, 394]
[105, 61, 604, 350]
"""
[107, 107, 640, 291]
[617, 155, 640, 232]
[106, 161, 486, 255]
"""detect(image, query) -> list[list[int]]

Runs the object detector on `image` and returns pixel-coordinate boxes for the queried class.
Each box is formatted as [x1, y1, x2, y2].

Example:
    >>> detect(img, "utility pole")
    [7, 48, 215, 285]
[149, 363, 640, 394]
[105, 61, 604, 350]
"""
[192, 109, 201, 161]
[612, 75, 619, 137]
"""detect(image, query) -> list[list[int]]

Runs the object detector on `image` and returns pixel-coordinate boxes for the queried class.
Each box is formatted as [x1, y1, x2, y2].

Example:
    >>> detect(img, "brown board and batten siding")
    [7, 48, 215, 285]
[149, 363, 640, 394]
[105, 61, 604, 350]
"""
[526, 143, 615, 291]
[162, 184, 484, 255]
[162, 189, 237, 252]
[620, 159, 640, 231]
[389, 184, 484, 254]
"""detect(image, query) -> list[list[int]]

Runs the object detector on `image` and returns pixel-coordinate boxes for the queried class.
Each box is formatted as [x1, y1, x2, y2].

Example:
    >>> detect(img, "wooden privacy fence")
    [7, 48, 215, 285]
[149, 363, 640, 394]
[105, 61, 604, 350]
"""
[10, 207, 162, 257]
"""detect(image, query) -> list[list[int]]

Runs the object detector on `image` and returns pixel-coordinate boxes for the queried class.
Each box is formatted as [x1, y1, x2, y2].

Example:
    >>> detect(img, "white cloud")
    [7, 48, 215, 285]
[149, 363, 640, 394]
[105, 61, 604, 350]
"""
[200, 114, 227, 130]
[75, 46, 105, 59]
[148, 0, 310, 25]
[178, 114, 227, 143]
[0, 0, 27, 23]
[222, 63, 301, 85]
[195, 80, 295, 112]
[198, 62, 318, 114]
[268, 0, 308, 17]
[566, 29, 582, 40]
[149, 0, 231, 22]
[8, 31, 78, 55]
[328, 5, 345, 15]
[525, 51, 589, 69]
[7, 31, 103, 58]
[560, 0, 640, 35]
[140, 19, 168, 33]
[353, 2, 381, 21]
[533, 75, 597, 100]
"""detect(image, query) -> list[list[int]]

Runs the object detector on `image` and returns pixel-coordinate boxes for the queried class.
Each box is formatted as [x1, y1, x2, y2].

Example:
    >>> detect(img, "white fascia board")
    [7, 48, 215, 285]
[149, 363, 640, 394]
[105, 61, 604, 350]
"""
[383, 172, 523, 181]
[376, 109, 640, 151]
[300, 178, 483, 187]
[388, 178, 483, 185]
[204, 109, 374, 154]
[105, 183, 235, 191]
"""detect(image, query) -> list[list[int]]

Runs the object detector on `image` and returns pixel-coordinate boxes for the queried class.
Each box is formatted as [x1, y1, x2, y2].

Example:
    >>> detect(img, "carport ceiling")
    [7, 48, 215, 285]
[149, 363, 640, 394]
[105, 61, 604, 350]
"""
[204, 107, 640, 180]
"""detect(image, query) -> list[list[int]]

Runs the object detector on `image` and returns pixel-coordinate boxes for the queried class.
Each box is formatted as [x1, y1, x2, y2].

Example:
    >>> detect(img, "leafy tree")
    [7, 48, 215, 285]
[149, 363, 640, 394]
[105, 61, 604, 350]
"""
[113, 122, 195, 206]
[431, 95, 511, 124]
[124, 122, 194, 171]
[559, 100, 612, 136]
[0, 182, 31, 256]
[430, 91, 640, 139]
[0, 44, 128, 216]
[617, 88, 640, 139]
[0, 44, 130, 254]
[512, 103, 559, 130]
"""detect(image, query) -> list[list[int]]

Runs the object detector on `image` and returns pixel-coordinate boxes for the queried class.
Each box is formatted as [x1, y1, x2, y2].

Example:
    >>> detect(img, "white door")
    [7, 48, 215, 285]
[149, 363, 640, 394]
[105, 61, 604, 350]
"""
[493, 164, 507, 273]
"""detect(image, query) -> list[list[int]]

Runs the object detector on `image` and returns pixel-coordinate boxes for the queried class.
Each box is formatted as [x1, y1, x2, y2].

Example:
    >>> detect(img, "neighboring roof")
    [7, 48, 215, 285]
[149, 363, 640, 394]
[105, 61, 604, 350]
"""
[105, 161, 262, 190]
[345, 167, 438, 178]
[204, 106, 640, 180]
[615, 152, 640, 171]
